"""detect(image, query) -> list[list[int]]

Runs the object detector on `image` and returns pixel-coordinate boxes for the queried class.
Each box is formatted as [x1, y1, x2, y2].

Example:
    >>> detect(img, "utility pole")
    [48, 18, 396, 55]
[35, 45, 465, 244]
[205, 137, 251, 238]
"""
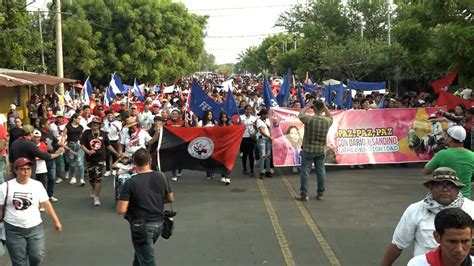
[38, 9, 47, 94]
[55, 0, 64, 95]
[387, 0, 391, 47]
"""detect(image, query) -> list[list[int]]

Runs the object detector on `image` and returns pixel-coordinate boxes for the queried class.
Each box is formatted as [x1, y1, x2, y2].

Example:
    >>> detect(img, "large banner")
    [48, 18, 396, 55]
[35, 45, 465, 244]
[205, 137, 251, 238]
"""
[271, 107, 446, 166]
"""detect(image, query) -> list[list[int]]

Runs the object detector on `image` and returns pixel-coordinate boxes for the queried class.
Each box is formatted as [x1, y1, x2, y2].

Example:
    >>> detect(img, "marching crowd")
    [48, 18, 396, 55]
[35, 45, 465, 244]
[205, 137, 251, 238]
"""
[0, 74, 472, 265]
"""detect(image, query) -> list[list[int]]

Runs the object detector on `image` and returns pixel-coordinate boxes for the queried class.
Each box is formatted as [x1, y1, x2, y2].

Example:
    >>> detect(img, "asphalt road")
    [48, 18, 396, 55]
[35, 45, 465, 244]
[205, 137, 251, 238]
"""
[0, 161, 432, 266]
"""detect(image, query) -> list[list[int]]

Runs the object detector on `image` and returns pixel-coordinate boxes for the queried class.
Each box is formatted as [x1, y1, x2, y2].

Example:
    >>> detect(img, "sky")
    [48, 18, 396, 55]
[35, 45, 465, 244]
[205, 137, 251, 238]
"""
[27, 0, 299, 65]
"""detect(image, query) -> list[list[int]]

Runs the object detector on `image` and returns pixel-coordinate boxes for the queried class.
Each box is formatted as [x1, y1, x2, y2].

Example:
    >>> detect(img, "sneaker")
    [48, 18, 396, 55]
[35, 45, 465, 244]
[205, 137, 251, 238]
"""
[206, 174, 214, 180]
[93, 197, 101, 206]
[265, 172, 273, 178]
[316, 195, 324, 201]
[79, 179, 85, 187]
[39, 207, 45, 212]
[105, 171, 111, 177]
[220, 177, 226, 183]
[292, 167, 298, 174]
[69, 177, 77, 185]
[225, 178, 231, 185]
[171, 176, 178, 181]
[50, 197, 59, 202]
[295, 195, 309, 202]
[55, 178, 63, 184]
[65, 172, 69, 180]
[176, 171, 182, 177]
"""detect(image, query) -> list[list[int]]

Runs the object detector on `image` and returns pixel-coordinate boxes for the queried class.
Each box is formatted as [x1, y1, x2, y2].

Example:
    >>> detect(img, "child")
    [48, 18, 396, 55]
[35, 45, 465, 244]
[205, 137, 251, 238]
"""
[112, 155, 134, 198]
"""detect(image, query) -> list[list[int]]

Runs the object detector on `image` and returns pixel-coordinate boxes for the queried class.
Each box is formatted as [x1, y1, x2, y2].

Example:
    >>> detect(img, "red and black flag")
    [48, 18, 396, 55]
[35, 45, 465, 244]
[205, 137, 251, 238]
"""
[157, 126, 245, 173]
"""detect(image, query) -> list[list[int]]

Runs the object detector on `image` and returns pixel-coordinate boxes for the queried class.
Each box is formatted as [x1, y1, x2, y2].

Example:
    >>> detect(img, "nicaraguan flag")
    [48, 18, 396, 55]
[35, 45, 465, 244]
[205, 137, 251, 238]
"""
[133, 79, 145, 101]
[263, 76, 279, 108]
[104, 86, 113, 107]
[109, 72, 125, 97]
[82, 76, 92, 104]
[297, 85, 305, 108]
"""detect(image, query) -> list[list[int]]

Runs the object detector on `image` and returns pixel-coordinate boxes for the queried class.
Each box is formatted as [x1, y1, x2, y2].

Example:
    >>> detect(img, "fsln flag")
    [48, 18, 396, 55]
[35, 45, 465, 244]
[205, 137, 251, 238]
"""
[82, 76, 92, 104]
[223, 85, 238, 116]
[133, 79, 145, 101]
[276, 68, 291, 106]
[189, 80, 223, 120]
[263, 76, 279, 108]
[109, 72, 125, 97]
[158, 126, 245, 172]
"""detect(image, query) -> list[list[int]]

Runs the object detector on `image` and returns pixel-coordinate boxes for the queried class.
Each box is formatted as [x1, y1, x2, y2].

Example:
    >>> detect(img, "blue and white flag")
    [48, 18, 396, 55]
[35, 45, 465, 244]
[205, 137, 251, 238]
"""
[81, 76, 92, 104]
[276, 69, 291, 106]
[263, 77, 279, 108]
[189, 80, 223, 120]
[297, 85, 305, 108]
[104, 86, 113, 107]
[133, 79, 145, 101]
[109, 72, 125, 97]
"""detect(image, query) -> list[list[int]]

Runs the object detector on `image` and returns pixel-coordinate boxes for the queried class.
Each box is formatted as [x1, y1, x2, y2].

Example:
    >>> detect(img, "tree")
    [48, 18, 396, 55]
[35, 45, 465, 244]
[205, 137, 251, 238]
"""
[43, 0, 207, 84]
[216, 64, 234, 76]
[0, 2, 44, 72]
[198, 51, 216, 72]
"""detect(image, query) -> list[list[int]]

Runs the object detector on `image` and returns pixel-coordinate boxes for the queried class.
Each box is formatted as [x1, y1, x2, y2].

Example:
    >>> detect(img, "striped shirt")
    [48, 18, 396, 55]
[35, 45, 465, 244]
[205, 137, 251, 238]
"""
[298, 114, 333, 154]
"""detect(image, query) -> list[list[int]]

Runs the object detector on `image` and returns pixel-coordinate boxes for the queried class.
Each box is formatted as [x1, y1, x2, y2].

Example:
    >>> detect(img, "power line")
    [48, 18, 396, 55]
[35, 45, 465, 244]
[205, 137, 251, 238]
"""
[189, 4, 292, 12]
[206, 33, 284, 38]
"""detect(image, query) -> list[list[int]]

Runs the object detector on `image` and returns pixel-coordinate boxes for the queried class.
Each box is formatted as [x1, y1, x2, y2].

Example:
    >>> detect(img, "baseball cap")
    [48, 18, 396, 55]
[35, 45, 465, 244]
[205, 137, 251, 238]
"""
[22, 125, 35, 134]
[447, 125, 466, 142]
[423, 167, 465, 188]
[33, 130, 42, 137]
[14, 157, 33, 168]
[9, 104, 16, 110]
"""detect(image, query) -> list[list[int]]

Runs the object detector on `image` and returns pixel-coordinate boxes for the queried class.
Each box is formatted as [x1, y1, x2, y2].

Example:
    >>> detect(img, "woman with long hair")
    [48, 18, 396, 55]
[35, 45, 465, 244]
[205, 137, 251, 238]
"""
[197, 110, 217, 180]
[165, 110, 184, 181]
[238, 105, 257, 177]
[61, 113, 85, 186]
[219, 112, 232, 185]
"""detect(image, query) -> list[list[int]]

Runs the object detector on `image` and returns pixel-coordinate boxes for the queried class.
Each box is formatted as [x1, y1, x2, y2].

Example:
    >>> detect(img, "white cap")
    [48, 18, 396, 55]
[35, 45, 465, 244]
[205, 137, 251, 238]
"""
[447, 125, 466, 142]
[55, 111, 64, 117]
[9, 104, 16, 110]
[33, 130, 42, 137]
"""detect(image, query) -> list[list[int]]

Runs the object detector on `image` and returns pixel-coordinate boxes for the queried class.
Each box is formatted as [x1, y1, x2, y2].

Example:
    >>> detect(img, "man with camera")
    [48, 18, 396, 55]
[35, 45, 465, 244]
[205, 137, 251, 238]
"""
[116, 148, 174, 265]
[381, 167, 474, 266]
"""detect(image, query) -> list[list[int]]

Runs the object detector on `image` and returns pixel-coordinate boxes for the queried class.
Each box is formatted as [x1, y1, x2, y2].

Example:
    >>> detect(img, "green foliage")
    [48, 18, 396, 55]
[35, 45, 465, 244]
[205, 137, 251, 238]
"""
[42, 0, 207, 84]
[216, 64, 234, 76]
[198, 51, 216, 72]
[0, 1, 45, 72]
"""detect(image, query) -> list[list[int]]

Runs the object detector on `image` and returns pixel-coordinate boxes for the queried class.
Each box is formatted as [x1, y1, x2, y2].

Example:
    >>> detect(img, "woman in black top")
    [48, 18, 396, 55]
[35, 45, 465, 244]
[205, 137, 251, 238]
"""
[62, 113, 84, 185]
[8, 117, 24, 149]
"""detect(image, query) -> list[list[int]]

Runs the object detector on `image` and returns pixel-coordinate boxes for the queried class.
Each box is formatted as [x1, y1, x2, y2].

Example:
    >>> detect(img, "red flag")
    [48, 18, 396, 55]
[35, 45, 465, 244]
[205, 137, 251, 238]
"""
[158, 126, 245, 172]
[437, 90, 473, 110]
[431, 65, 460, 93]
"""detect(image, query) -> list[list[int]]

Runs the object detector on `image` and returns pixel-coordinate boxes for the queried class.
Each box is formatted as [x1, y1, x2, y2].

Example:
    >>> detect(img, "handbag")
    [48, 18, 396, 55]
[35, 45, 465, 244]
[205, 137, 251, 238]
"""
[161, 204, 176, 240]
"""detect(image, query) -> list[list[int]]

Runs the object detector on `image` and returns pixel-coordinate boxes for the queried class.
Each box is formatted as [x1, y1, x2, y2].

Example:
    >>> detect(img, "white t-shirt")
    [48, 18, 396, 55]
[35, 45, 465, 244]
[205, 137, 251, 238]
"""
[256, 118, 271, 139]
[102, 120, 122, 141]
[116, 163, 133, 180]
[197, 121, 215, 127]
[138, 111, 154, 130]
[239, 115, 257, 138]
[79, 115, 96, 131]
[408, 254, 474, 265]
[0, 179, 49, 228]
[391, 199, 474, 256]
[120, 129, 152, 156]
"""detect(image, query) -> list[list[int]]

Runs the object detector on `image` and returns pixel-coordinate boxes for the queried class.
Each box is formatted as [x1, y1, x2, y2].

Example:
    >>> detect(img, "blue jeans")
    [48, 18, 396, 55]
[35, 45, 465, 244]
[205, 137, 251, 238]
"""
[5, 222, 45, 266]
[299, 150, 326, 197]
[257, 138, 272, 174]
[46, 159, 57, 198]
[132, 221, 163, 266]
[67, 142, 84, 180]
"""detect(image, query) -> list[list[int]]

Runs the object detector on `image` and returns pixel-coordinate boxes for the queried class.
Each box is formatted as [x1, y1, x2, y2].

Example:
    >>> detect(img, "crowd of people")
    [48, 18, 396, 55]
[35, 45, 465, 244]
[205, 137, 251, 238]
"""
[0, 74, 472, 265]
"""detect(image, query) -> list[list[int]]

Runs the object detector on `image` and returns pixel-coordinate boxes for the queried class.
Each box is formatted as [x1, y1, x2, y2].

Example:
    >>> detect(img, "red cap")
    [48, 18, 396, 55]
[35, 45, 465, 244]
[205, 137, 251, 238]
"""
[14, 157, 33, 168]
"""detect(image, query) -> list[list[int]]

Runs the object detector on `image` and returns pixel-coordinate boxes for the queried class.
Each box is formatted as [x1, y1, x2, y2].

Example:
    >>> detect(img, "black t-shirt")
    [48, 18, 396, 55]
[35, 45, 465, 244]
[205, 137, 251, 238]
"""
[80, 130, 110, 162]
[40, 130, 59, 153]
[9, 137, 52, 163]
[119, 171, 171, 222]
[8, 127, 23, 148]
[65, 123, 83, 142]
